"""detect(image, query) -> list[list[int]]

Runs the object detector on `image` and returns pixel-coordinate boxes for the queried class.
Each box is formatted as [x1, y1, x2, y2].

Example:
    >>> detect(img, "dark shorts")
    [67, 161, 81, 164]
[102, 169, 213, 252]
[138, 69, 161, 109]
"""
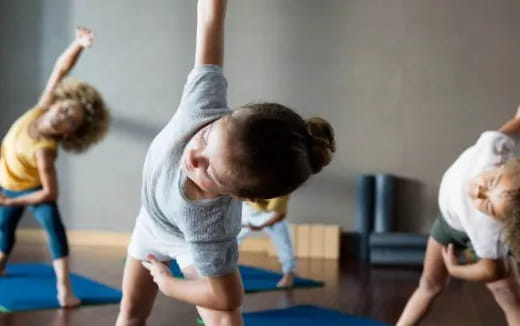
[430, 215, 478, 260]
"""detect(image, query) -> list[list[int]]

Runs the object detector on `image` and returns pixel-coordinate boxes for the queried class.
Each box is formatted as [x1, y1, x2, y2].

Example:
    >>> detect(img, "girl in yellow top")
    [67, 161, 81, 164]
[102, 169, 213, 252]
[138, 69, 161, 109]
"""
[239, 196, 297, 288]
[0, 27, 110, 307]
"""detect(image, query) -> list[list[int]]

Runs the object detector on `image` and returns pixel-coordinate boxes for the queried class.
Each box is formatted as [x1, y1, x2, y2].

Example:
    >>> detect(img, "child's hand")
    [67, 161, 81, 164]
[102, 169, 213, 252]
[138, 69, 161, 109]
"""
[142, 255, 173, 296]
[441, 244, 459, 271]
[248, 223, 264, 231]
[0, 194, 11, 206]
[75, 26, 94, 48]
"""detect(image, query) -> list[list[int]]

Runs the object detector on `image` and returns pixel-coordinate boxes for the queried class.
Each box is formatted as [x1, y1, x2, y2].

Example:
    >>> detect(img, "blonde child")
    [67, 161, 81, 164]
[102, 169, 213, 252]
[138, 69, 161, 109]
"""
[240, 196, 296, 288]
[397, 106, 520, 325]
[0, 26, 109, 307]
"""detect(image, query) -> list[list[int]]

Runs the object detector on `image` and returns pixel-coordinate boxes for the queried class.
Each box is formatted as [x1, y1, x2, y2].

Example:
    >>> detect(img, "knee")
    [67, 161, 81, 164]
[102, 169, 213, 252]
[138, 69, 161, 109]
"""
[487, 282, 520, 304]
[41, 213, 63, 230]
[201, 308, 241, 326]
[418, 276, 446, 297]
[118, 297, 150, 324]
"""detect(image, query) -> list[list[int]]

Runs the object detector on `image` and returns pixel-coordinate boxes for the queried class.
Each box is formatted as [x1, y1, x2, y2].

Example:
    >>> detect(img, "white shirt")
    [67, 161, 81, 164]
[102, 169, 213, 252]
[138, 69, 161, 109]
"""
[438, 131, 516, 259]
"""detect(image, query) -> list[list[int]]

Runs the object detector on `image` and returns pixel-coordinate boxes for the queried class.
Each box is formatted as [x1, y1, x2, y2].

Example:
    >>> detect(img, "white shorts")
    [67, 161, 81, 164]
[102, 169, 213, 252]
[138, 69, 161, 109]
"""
[127, 208, 194, 271]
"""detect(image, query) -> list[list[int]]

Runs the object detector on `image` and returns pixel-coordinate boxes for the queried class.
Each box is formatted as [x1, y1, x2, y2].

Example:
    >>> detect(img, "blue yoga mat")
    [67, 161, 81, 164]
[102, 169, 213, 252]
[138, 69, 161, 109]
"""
[243, 305, 389, 326]
[169, 262, 324, 292]
[0, 263, 122, 312]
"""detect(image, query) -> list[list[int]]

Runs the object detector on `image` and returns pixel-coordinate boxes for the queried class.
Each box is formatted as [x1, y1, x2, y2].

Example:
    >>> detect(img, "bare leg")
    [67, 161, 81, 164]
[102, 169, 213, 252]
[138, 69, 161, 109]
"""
[486, 257, 520, 326]
[116, 256, 159, 326]
[183, 265, 243, 326]
[53, 257, 81, 308]
[397, 237, 450, 326]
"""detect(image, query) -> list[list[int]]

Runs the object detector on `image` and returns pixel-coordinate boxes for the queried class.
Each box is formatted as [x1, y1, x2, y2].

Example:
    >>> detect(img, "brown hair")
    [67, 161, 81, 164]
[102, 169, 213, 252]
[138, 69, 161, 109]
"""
[230, 102, 335, 199]
[52, 78, 110, 153]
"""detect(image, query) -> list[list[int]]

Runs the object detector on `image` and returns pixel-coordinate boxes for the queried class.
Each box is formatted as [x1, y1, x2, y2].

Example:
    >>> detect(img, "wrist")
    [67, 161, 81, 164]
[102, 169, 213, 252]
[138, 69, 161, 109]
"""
[448, 263, 464, 278]
[161, 274, 176, 296]
[72, 39, 85, 48]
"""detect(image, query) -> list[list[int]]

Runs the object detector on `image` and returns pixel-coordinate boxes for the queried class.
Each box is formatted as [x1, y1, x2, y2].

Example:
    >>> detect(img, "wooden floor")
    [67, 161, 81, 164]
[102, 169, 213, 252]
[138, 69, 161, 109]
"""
[0, 243, 507, 326]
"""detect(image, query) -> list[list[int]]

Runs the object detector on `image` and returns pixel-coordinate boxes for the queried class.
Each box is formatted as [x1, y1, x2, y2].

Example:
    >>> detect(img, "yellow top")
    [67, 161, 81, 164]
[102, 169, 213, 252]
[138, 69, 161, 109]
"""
[247, 195, 289, 214]
[0, 109, 57, 191]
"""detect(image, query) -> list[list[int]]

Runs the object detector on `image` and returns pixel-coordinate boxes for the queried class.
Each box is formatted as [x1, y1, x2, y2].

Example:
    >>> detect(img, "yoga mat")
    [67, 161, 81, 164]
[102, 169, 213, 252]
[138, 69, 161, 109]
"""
[197, 305, 389, 326]
[355, 174, 375, 260]
[169, 262, 323, 292]
[242, 305, 389, 325]
[0, 263, 122, 312]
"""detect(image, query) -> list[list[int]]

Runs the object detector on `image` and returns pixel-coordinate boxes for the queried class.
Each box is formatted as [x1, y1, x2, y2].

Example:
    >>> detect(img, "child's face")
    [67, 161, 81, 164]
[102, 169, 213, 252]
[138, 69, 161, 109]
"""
[46, 99, 85, 136]
[182, 116, 237, 197]
[467, 166, 519, 219]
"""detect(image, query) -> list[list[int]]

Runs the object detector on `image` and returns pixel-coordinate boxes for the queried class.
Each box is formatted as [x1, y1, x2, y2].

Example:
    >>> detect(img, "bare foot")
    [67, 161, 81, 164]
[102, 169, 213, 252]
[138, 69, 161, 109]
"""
[57, 292, 81, 308]
[277, 272, 295, 288]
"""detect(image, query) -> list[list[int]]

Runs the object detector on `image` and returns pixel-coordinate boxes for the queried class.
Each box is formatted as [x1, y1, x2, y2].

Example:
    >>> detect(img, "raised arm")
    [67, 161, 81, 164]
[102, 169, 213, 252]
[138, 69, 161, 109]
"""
[195, 0, 227, 66]
[36, 26, 94, 108]
[499, 104, 520, 137]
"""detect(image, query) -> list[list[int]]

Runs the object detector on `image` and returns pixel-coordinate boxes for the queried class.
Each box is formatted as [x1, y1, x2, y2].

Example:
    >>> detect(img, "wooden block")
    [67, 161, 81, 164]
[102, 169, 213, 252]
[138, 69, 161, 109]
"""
[310, 224, 326, 258]
[239, 236, 270, 253]
[267, 236, 277, 257]
[289, 224, 297, 245]
[323, 225, 340, 259]
[296, 224, 311, 258]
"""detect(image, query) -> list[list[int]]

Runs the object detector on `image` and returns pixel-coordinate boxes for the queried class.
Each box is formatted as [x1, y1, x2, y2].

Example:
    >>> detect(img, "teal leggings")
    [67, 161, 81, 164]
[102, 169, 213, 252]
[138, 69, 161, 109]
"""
[0, 187, 69, 259]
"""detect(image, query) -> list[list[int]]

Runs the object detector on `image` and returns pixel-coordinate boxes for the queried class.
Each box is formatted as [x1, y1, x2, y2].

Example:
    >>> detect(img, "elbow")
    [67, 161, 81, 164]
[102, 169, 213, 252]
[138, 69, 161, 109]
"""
[210, 280, 243, 310]
[481, 260, 507, 282]
[42, 190, 58, 203]
[482, 271, 503, 283]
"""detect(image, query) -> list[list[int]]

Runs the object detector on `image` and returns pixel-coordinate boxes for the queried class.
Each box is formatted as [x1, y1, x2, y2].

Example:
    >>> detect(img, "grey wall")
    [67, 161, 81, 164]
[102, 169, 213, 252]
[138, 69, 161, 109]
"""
[0, 2, 42, 133]
[2, 0, 520, 233]
[0, 1, 44, 227]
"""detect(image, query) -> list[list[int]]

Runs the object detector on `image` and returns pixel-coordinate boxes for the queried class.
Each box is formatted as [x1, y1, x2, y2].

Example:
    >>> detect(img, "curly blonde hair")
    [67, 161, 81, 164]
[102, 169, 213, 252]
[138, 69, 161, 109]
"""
[498, 158, 520, 261]
[52, 78, 110, 153]
[504, 204, 520, 261]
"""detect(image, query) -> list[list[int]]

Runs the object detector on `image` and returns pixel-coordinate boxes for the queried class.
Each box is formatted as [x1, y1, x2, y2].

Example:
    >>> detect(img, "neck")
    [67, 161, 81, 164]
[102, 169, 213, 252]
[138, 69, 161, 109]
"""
[31, 116, 56, 139]
[185, 177, 219, 200]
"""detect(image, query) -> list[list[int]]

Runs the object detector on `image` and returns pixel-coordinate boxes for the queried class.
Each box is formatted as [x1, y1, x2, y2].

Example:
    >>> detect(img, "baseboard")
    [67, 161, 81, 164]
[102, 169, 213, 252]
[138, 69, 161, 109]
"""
[18, 229, 131, 247]
[17, 228, 354, 259]
[17, 228, 270, 250]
